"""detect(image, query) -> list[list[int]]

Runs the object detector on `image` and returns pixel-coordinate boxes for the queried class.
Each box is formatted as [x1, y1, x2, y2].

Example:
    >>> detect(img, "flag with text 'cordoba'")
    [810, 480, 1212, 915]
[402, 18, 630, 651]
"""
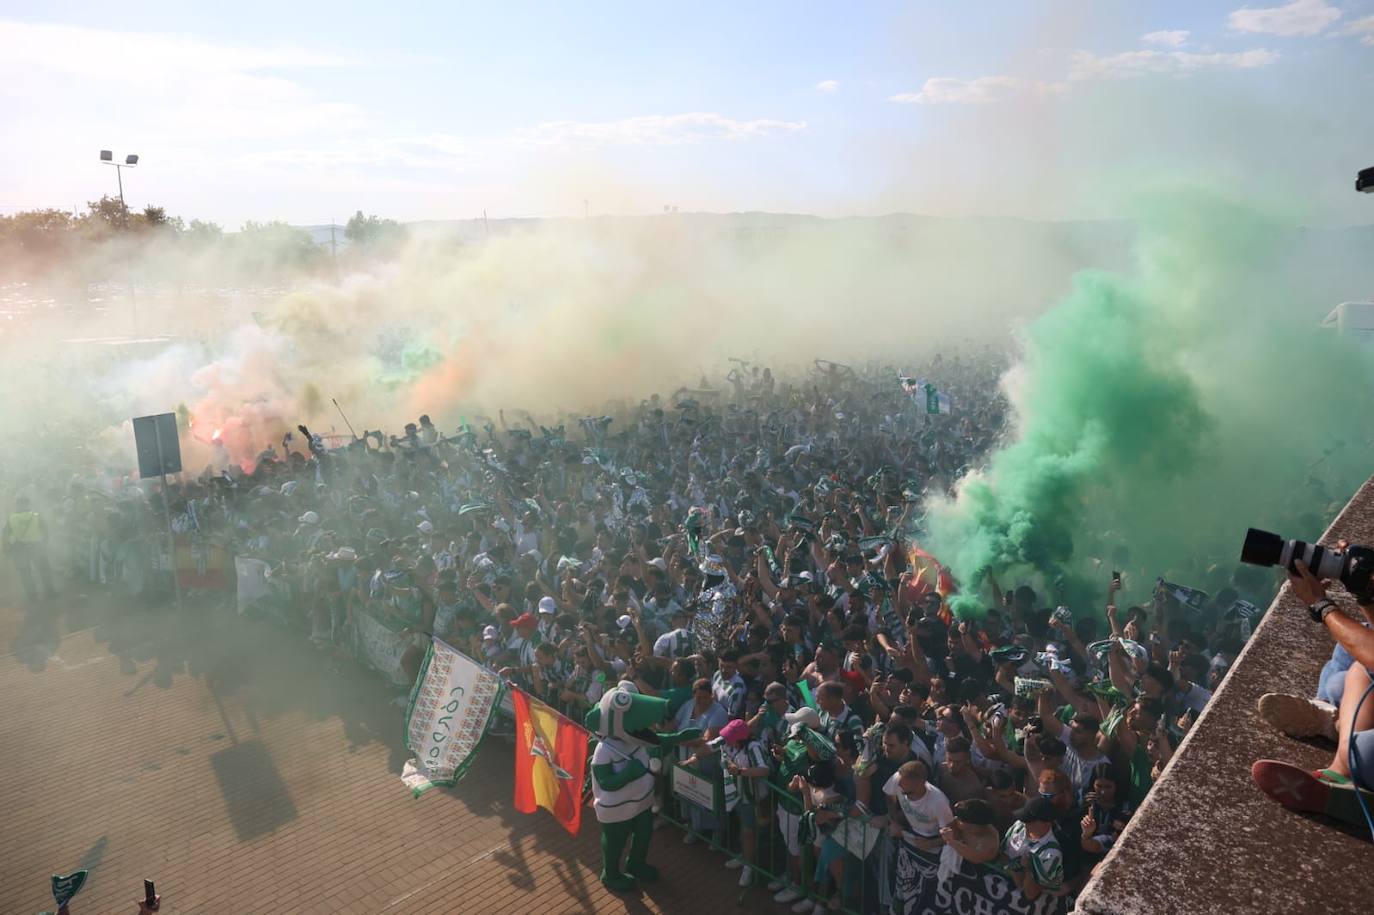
[401, 638, 503, 797]
[513, 688, 589, 835]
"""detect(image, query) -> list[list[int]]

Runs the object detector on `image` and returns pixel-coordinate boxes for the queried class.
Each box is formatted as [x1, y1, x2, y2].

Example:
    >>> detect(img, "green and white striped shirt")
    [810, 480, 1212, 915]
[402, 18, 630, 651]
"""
[1002, 821, 1064, 891]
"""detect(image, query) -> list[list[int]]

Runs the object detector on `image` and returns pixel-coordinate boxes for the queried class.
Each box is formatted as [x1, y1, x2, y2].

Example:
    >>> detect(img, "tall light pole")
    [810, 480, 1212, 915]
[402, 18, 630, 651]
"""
[100, 150, 141, 335]
[99, 150, 139, 209]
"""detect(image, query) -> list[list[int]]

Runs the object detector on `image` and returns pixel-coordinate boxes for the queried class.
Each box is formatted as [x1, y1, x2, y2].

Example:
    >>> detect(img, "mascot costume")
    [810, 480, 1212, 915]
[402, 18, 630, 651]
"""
[584, 683, 701, 891]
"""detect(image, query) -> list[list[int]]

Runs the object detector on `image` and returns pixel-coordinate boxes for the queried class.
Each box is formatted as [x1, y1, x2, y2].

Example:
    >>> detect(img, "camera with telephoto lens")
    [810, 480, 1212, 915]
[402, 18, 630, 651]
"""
[1240, 528, 1374, 602]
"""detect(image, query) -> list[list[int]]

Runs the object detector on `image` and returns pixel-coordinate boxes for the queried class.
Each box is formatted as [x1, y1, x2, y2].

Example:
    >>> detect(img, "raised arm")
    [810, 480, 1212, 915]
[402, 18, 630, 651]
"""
[1108, 642, 1137, 696]
[1047, 668, 1096, 717]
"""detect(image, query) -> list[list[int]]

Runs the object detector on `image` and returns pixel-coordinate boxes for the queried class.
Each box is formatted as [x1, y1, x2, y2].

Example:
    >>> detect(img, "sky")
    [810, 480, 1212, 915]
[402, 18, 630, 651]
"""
[1, 0, 1372, 228]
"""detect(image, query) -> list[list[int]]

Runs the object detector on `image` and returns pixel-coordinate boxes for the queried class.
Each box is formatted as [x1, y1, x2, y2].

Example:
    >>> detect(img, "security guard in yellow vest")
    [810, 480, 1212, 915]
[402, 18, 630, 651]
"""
[3, 495, 55, 602]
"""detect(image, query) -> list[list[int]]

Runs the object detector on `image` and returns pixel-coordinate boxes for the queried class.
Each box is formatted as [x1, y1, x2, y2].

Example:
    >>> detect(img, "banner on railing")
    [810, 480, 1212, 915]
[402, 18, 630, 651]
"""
[234, 557, 271, 613]
[401, 637, 503, 797]
[174, 535, 230, 590]
[672, 762, 719, 811]
[896, 843, 1070, 915]
[831, 816, 883, 859]
[353, 608, 412, 686]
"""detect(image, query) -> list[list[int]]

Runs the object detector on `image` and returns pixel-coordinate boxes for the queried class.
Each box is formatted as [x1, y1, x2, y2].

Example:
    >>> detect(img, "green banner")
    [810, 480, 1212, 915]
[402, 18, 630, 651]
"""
[51, 870, 89, 907]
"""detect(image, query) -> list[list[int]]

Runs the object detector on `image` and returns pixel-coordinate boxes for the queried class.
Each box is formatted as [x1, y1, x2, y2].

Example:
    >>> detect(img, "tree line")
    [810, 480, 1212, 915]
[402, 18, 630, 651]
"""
[0, 199, 409, 280]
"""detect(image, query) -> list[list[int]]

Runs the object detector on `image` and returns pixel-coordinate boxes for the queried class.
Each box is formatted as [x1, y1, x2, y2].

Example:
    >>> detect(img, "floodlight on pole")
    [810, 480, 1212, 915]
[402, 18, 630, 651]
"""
[99, 149, 139, 208]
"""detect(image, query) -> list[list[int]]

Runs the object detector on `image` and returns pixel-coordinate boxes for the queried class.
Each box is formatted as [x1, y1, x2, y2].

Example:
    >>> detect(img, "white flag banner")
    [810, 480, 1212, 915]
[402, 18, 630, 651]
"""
[1157, 578, 1209, 611]
[234, 557, 271, 613]
[401, 637, 503, 797]
[352, 608, 412, 686]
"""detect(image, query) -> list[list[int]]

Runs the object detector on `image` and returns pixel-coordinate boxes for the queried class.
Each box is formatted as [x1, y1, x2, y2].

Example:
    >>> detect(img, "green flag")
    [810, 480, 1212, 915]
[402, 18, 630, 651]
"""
[51, 871, 89, 907]
[924, 383, 952, 415]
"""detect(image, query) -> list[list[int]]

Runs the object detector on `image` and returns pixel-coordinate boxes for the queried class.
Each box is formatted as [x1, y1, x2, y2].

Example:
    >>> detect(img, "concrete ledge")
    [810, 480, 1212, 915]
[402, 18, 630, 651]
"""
[1076, 477, 1374, 915]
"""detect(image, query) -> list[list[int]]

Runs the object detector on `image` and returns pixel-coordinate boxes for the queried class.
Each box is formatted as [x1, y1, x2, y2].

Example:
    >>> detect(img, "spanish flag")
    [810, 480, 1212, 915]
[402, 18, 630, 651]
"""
[904, 542, 959, 624]
[513, 688, 589, 835]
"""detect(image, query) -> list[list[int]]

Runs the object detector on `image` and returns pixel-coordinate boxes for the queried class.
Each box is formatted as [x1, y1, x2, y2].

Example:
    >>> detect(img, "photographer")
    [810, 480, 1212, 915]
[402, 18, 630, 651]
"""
[1252, 560, 1374, 825]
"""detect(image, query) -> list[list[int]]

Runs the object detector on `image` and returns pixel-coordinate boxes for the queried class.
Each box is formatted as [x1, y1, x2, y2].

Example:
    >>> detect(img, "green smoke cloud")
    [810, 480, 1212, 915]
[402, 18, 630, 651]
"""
[928, 190, 1374, 618]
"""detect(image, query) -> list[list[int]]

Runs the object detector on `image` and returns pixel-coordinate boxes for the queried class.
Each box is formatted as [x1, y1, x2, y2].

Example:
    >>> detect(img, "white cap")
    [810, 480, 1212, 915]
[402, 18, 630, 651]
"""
[616, 614, 634, 630]
[298, 511, 320, 525]
[647, 557, 668, 571]
[417, 520, 434, 534]
[784, 707, 822, 729]
[280, 481, 299, 496]
[538, 596, 558, 615]
[482, 625, 498, 640]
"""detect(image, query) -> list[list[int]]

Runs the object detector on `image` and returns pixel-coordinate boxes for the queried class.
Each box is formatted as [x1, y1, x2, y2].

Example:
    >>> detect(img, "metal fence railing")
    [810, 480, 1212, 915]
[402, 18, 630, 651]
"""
[649, 758, 1074, 915]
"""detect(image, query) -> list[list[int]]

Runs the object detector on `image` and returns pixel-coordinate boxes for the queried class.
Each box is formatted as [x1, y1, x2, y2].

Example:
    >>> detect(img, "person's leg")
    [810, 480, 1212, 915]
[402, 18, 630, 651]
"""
[1317, 643, 1354, 706]
[599, 820, 637, 891]
[1328, 664, 1374, 779]
[14, 551, 37, 602]
[624, 809, 659, 882]
[36, 547, 55, 598]
[1352, 729, 1374, 789]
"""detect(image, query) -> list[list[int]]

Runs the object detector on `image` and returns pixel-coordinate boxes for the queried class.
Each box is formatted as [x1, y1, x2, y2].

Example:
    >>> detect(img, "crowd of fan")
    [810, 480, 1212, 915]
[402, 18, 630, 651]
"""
[13, 352, 1263, 913]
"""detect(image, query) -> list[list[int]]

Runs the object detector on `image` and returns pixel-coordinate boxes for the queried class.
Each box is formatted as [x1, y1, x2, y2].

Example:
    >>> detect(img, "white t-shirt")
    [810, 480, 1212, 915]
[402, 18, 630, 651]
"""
[1176, 682, 1212, 715]
[882, 773, 953, 839]
[1057, 723, 1108, 798]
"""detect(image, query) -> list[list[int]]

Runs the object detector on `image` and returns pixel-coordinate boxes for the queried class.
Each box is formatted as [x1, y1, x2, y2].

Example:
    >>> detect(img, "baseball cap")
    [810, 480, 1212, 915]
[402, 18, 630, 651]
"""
[537, 596, 558, 615]
[482, 625, 498, 641]
[513, 612, 538, 629]
[720, 719, 752, 744]
[784, 707, 822, 730]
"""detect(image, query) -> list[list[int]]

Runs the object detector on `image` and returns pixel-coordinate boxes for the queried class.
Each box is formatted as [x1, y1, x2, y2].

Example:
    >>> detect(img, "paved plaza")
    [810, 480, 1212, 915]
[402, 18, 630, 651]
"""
[0, 587, 744, 914]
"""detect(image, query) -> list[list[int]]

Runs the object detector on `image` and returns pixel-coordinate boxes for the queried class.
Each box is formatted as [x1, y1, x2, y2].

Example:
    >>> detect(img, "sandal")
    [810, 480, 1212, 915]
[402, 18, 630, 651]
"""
[1252, 759, 1374, 828]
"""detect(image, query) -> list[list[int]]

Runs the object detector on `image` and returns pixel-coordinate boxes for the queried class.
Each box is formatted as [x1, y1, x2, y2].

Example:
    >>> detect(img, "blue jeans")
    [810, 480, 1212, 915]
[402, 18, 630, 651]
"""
[1354, 729, 1374, 787]
[1318, 643, 1354, 706]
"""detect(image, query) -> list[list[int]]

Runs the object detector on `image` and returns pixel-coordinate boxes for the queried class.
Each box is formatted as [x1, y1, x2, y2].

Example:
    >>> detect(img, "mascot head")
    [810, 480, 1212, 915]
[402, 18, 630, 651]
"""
[585, 682, 675, 747]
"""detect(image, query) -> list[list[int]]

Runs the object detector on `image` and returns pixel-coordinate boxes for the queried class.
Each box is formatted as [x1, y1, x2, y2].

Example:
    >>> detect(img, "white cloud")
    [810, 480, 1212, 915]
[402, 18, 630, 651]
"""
[239, 135, 476, 172]
[815, 80, 839, 92]
[515, 112, 806, 148]
[1228, 0, 1342, 36]
[1142, 30, 1190, 48]
[0, 19, 348, 82]
[1341, 14, 1374, 45]
[1069, 48, 1279, 80]
[0, 19, 365, 141]
[888, 76, 1065, 105]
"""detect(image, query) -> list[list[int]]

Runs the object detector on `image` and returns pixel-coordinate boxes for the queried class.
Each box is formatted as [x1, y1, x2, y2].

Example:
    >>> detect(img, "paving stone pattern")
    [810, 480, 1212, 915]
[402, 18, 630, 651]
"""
[0, 591, 751, 915]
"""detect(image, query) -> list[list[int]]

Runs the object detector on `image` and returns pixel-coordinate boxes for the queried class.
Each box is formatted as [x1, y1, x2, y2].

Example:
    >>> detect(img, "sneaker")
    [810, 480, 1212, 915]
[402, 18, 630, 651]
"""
[1257, 693, 1338, 741]
[773, 887, 803, 904]
[682, 831, 698, 846]
[738, 867, 754, 888]
[1251, 759, 1374, 827]
[791, 899, 816, 914]
[766, 878, 786, 892]
[724, 857, 744, 870]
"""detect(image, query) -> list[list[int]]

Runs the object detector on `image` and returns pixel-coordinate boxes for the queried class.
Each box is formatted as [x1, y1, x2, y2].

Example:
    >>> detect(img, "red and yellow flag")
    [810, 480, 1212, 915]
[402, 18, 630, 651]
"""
[904, 542, 959, 624]
[513, 689, 589, 835]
